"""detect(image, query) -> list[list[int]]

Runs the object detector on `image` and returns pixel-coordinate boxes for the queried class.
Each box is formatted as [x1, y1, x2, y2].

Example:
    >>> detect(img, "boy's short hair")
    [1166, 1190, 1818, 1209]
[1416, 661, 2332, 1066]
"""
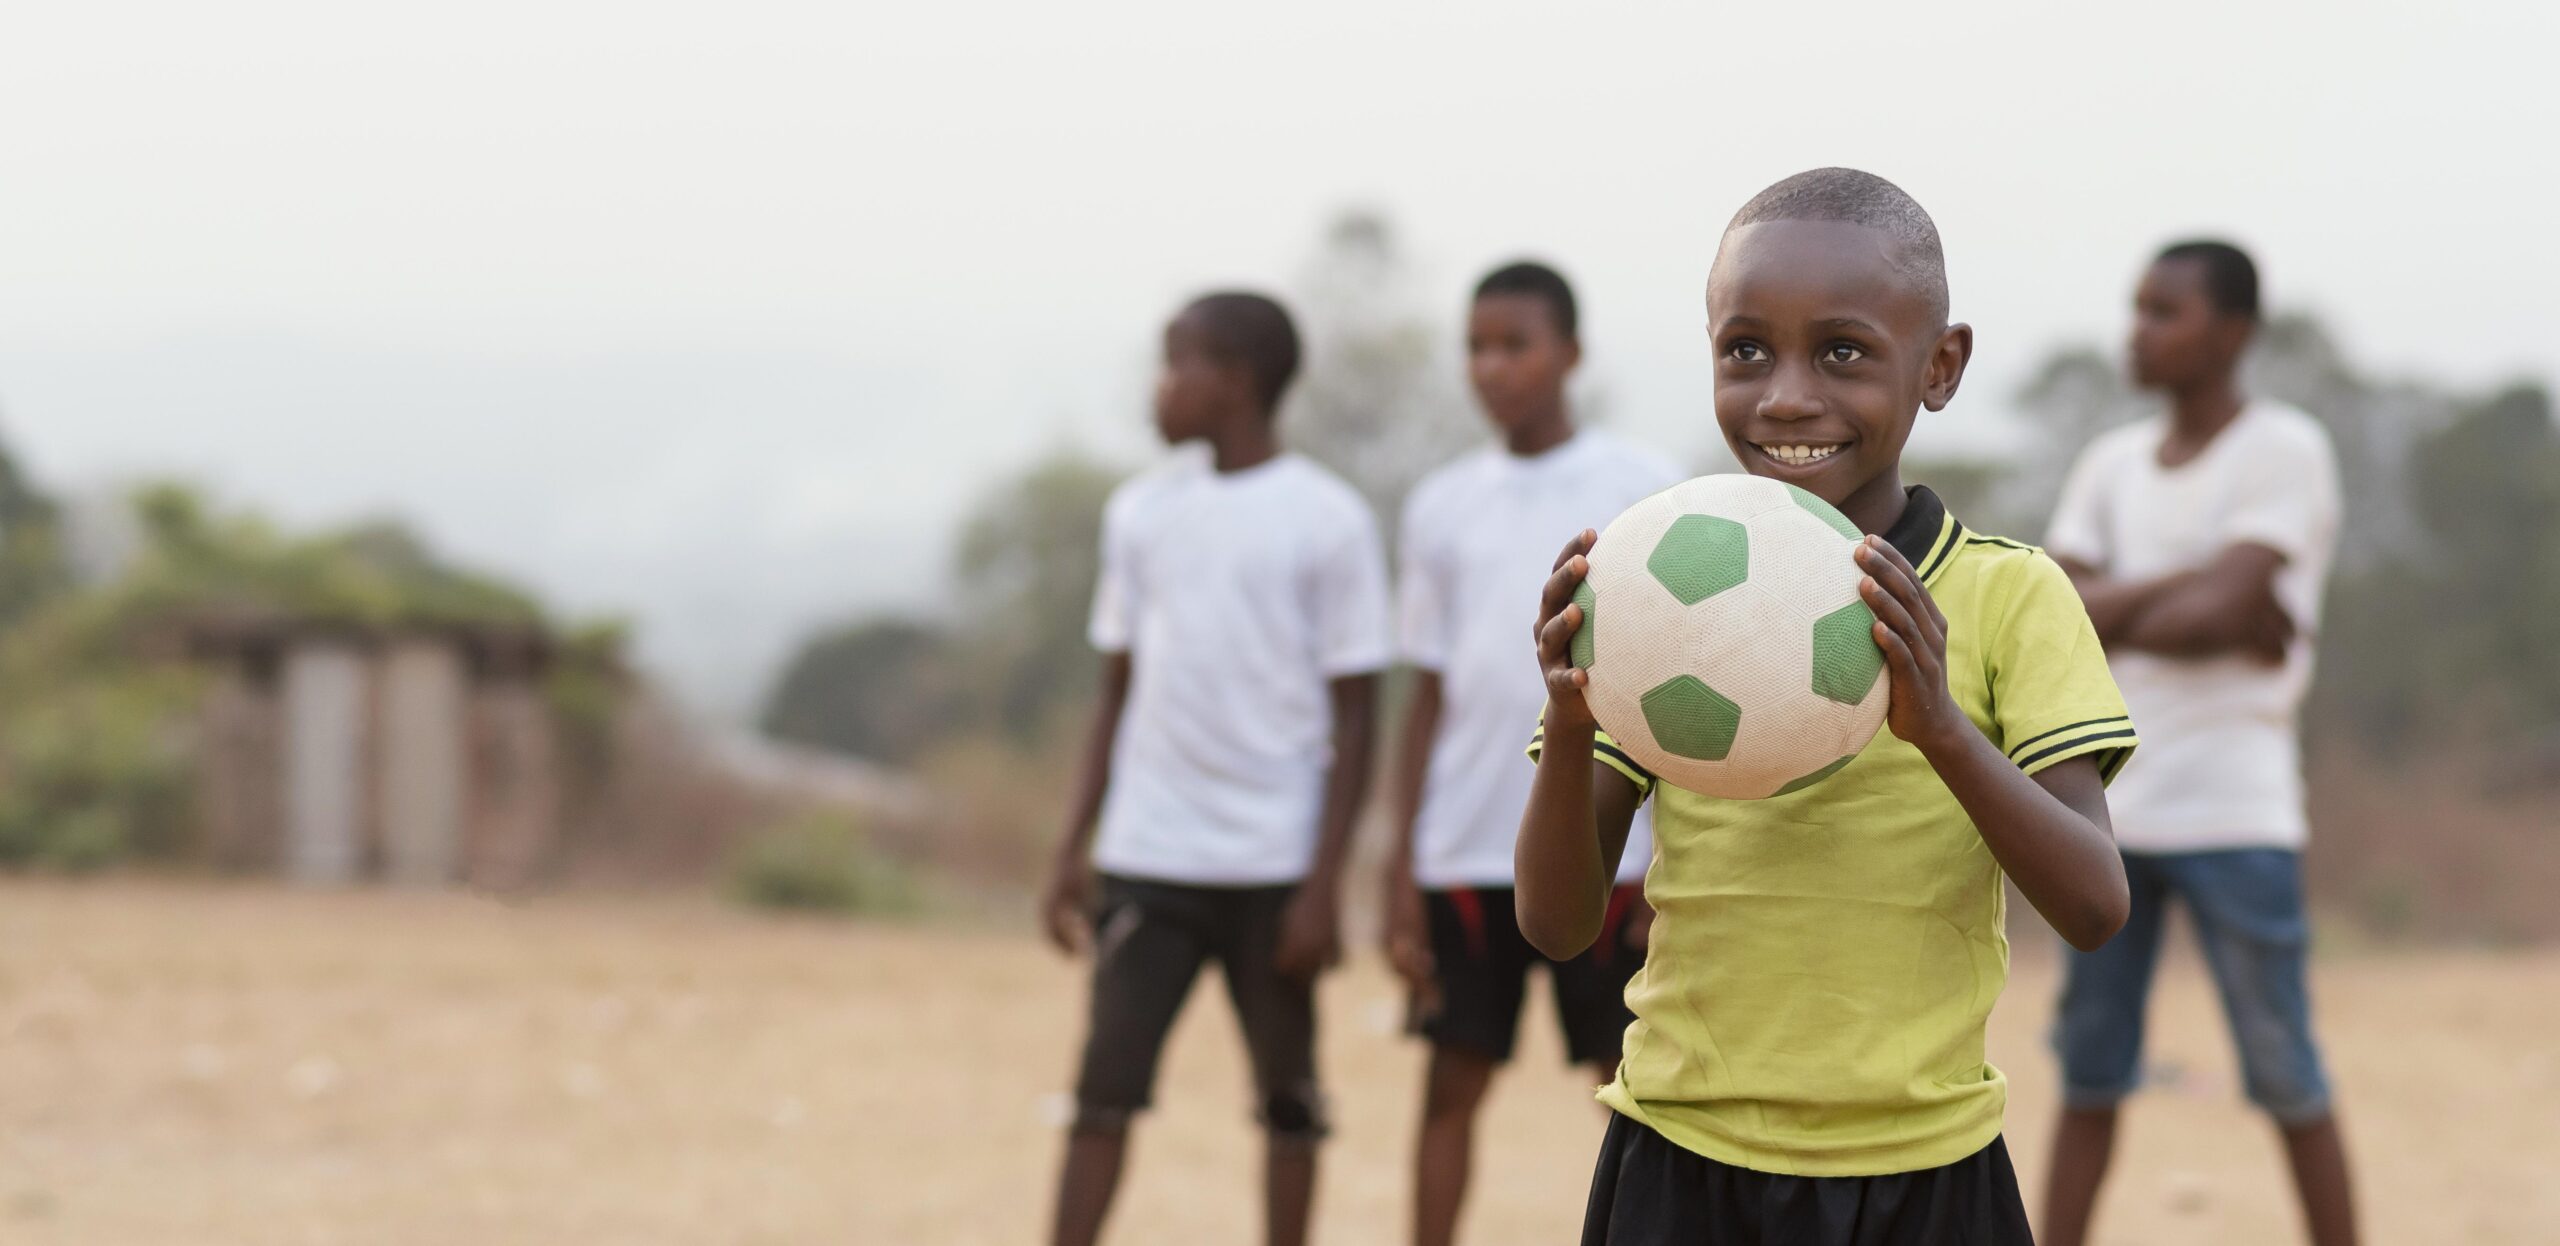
[1187, 292, 1302, 411]
[1474, 260, 1579, 339]
[2154, 240, 2261, 322]
[1724, 167, 1949, 327]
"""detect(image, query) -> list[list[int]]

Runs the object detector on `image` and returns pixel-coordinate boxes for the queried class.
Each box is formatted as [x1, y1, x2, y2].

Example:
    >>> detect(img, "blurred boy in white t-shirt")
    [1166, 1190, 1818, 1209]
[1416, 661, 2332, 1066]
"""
[1383, 261, 1681, 1246]
[2039, 242, 2359, 1246]
[1040, 292, 1391, 1246]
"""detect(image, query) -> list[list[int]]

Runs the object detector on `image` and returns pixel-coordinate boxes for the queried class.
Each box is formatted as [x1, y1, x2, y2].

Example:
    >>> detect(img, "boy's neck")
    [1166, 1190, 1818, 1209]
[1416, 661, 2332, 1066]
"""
[1834, 467, 1909, 541]
[2165, 374, 2247, 448]
[1503, 404, 1576, 457]
[1205, 416, 1282, 474]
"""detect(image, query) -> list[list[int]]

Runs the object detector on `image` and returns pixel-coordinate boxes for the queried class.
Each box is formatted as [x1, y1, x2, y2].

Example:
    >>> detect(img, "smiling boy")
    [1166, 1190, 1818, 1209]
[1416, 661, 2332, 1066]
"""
[1516, 169, 2140, 1243]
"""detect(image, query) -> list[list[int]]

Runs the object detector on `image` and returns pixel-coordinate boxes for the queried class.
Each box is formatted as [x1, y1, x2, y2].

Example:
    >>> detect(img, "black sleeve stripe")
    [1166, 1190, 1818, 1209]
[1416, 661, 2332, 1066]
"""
[1964, 535, 2036, 552]
[2005, 715, 2133, 760]
[1592, 740, 1656, 782]
[2015, 728, 2139, 772]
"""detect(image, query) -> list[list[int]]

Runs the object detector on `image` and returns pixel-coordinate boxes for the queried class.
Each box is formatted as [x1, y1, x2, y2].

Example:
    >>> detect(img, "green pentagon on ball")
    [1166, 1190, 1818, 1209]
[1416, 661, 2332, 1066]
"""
[1646, 514, 1749, 606]
[1570, 580, 1597, 671]
[1640, 673, 1741, 761]
[1810, 600, 1885, 705]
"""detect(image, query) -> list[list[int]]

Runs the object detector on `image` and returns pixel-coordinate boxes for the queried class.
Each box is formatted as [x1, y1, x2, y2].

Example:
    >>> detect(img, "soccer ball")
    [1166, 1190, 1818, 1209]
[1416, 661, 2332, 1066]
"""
[1571, 474, 1889, 799]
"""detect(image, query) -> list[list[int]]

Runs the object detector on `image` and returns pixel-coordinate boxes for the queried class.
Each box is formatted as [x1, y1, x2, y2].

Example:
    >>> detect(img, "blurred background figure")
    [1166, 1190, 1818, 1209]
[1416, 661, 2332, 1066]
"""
[1039, 292, 1386, 1246]
[2039, 242, 2357, 1246]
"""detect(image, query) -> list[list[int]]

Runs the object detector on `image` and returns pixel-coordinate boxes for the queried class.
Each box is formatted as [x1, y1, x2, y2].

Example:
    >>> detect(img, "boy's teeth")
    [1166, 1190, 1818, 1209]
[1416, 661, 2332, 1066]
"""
[1760, 443, 1840, 465]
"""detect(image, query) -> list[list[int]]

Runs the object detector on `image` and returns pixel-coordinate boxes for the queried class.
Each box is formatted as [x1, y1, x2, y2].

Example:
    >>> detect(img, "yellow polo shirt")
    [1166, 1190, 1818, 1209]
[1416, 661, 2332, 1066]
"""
[1530, 487, 2136, 1177]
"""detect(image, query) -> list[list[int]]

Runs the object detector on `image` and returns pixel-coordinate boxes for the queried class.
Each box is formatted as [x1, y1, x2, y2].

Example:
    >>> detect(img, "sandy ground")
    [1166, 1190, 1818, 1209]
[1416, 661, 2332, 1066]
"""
[0, 879, 2553, 1245]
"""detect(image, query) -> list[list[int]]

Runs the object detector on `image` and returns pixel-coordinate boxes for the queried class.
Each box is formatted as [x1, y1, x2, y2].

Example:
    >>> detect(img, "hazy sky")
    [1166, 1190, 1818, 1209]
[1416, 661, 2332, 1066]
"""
[4, 2, 2554, 717]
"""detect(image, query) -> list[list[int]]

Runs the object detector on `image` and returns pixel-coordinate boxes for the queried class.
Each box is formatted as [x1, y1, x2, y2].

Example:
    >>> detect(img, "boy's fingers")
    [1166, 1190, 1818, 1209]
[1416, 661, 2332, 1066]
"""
[1538, 603, 1583, 658]
[1537, 557, 1589, 629]
[1872, 618, 1921, 685]
[1860, 575, 1925, 648]
[1549, 529, 1596, 573]
[1859, 538, 1947, 635]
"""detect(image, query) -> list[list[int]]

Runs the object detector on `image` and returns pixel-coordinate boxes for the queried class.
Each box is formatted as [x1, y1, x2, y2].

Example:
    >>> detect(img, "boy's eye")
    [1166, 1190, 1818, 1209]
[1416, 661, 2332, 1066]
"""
[1823, 343, 1865, 365]
[1727, 342, 1768, 363]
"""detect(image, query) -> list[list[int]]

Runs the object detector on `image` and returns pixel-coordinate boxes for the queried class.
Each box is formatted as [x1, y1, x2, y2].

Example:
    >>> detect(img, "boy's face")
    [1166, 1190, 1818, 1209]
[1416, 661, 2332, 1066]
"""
[1152, 309, 1240, 444]
[2128, 258, 2249, 392]
[1706, 219, 1970, 510]
[1467, 293, 1579, 435]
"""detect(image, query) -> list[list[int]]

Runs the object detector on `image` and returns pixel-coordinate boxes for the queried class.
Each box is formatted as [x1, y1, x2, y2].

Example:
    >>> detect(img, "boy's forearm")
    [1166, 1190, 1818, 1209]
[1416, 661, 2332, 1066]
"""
[1304, 674, 1381, 896]
[1513, 721, 1611, 958]
[2063, 564, 2189, 646]
[1914, 724, 2128, 951]
[1052, 655, 1131, 868]
[1382, 672, 1442, 884]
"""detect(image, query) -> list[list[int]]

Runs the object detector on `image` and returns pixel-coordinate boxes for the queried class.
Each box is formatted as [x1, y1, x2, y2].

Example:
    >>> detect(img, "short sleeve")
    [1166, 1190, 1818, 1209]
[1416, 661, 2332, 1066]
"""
[2220, 421, 2341, 571]
[2042, 438, 2114, 569]
[1085, 490, 1137, 653]
[1988, 551, 2140, 783]
[1394, 487, 1454, 669]
[1314, 502, 1393, 677]
[1526, 715, 1657, 802]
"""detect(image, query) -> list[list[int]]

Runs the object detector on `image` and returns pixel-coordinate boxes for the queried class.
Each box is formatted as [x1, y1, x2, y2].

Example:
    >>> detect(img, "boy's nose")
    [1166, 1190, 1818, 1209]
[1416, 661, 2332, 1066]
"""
[1757, 366, 1824, 421]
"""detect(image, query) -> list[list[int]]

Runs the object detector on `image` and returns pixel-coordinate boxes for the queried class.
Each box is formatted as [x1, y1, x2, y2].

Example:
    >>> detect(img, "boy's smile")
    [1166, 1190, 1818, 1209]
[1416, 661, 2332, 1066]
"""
[1706, 218, 1971, 534]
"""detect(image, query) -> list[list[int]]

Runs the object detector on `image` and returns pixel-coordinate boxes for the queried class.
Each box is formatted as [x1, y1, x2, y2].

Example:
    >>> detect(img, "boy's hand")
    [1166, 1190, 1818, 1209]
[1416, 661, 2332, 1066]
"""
[1535, 529, 1601, 731]
[1855, 535, 1973, 754]
[1273, 886, 1341, 981]
[1039, 859, 1095, 956]
[1383, 872, 1437, 1009]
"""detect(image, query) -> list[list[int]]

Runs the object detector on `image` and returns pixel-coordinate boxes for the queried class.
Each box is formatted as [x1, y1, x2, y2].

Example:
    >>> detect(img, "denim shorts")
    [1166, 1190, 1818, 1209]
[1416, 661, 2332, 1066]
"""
[2050, 848, 2333, 1124]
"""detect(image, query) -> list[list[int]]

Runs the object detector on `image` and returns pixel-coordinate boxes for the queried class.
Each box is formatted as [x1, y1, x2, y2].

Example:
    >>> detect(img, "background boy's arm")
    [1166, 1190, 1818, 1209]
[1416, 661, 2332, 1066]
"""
[2058, 545, 2293, 662]
[1039, 652, 1132, 955]
[1859, 538, 2130, 951]
[1274, 672, 1378, 981]
[1381, 670, 1441, 998]
[1513, 531, 1643, 960]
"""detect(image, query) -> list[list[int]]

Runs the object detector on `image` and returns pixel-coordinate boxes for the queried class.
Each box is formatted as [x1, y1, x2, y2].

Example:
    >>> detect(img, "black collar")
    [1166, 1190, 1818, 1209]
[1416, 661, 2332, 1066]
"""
[1881, 485, 1959, 579]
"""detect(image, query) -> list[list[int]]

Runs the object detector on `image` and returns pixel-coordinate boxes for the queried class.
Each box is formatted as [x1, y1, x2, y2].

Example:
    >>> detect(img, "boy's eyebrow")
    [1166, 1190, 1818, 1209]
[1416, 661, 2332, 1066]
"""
[1815, 317, 1886, 335]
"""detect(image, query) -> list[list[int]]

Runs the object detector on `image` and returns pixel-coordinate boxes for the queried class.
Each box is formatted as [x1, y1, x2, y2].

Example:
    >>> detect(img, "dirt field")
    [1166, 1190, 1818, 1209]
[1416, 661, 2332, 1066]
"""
[0, 880, 2552, 1245]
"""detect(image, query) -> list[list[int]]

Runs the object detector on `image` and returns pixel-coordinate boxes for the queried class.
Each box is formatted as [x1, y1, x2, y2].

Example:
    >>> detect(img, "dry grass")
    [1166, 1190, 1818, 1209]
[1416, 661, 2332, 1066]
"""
[0, 878, 2553, 1245]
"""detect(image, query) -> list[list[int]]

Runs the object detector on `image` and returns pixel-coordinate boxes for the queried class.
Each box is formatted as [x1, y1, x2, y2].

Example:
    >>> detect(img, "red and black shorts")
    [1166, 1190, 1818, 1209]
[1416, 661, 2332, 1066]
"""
[1413, 883, 1645, 1066]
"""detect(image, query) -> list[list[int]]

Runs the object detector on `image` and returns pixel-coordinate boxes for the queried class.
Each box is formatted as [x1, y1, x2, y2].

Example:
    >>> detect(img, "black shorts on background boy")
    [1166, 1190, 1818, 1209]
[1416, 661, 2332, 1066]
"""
[1384, 260, 1681, 1246]
[1039, 292, 1390, 1246]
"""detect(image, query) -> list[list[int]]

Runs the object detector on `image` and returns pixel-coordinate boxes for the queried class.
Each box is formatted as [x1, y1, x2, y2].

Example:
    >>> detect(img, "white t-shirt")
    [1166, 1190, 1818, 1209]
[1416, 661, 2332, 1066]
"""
[2045, 400, 2341, 853]
[1086, 451, 1392, 885]
[1398, 431, 1684, 887]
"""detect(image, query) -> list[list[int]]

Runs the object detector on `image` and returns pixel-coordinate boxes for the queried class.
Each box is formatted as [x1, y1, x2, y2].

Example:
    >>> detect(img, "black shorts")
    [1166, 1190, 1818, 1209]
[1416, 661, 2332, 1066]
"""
[1414, 883, 1643, 1066]
[1581, 1113, 2033, 1246]
[1069, 875, 1326, 1140]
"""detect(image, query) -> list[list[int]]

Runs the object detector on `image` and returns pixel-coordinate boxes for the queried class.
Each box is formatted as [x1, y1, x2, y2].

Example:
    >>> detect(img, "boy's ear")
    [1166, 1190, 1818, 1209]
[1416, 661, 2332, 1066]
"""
[1920, 323, 1975, 413]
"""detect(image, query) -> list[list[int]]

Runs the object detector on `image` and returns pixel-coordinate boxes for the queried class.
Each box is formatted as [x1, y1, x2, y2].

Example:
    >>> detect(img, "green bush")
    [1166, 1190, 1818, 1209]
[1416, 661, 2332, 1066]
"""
[729, 812, 918, 916]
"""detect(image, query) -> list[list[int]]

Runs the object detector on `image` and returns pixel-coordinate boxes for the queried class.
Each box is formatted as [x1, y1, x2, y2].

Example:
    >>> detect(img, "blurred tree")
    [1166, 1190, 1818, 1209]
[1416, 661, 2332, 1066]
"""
[0, 422, 70, 626]
[759, 617, 962, 764]
[949, 446, 1123, 739]
[2316, 383, 2560, 749]
[1285, 209, 1479, 539]
[762, 445, 1124, 761]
